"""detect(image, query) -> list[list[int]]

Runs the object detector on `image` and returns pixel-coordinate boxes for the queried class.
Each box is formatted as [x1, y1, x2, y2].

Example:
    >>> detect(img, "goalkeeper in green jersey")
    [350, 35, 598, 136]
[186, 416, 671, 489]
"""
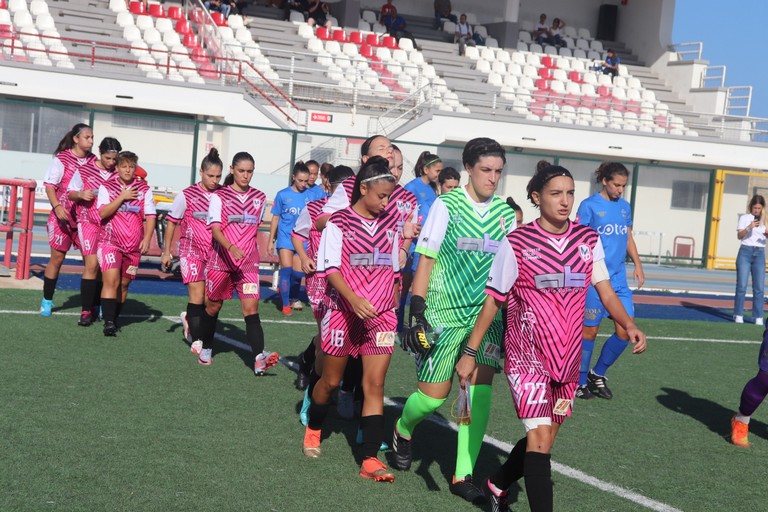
[392, 138, 517, 504]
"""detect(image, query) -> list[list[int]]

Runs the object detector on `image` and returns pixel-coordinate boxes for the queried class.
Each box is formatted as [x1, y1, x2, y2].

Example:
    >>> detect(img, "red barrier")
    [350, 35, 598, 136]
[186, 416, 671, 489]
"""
[0, 178, 36, 279]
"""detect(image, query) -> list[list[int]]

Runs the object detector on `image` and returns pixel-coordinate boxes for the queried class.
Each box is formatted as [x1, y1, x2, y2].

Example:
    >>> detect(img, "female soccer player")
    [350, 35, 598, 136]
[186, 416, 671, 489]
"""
[302, 157, 400, 482]
[456, 164, 646, 512]
[161, 148, 223, 355]
[199, 152, 279, 375]
[96, 151, 156, 336]
[269, 162, 311, 315]
[731, 327, 768, 447]
[438, 166, 461, 195]
[398, 151, 443, 332]
[40, 123, 96, 316]
[575, 162, 644, 400]
[732, 195, 767, 325]
[67, 137, 122, 326]
[391, 138, 516, 504]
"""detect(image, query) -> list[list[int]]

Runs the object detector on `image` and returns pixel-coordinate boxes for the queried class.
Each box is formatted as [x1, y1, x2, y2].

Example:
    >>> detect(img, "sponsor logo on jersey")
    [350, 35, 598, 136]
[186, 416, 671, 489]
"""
[596, 223, 628, 236]
[350, 248, 392, 267]
[451, 214, 463, 224]
[534, 266, 587, 292]
[522, 248, 541, 260]
[578, 244, 592, 262]
[597, 211, 606, 217]
[253, 199, 262, 211]
[457, 233, 499, 254]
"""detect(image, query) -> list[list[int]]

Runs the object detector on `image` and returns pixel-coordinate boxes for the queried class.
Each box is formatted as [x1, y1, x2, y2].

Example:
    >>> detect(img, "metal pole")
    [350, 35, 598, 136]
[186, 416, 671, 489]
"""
[190, 120, 200, 186]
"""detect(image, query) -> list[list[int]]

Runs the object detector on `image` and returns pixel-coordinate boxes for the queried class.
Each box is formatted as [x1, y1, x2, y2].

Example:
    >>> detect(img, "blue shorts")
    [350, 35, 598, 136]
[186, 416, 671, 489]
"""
[275, 231, 296, 252]
[584, 283, 635, 327]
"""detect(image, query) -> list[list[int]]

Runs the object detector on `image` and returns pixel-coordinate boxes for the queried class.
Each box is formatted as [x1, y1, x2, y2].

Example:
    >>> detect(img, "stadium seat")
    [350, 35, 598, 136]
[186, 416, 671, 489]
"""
[135, 14, 153, 30]
[123, 25, 142, 42]
[578, 28, 591, 39]
[189, 8, 204, 23]
[587, 50, 601, 60]
[357, 20, 370, 31]
[474, 59, 490, 73]
[325, 40, 341, 54]
[183, 33, 199, 48]
[558, 47, 572, 57]
[613, 76, 627, 88]
[129, 1, 145, 15]
[109, 0, 126, 12]
[518, 30, 531, 43]
[8, 0, 25, 12]
[361, 10, 376, 24]
[155, 17, 173, 33]
[359, 43, 373, 58]
[544, 45, 557, 55]
[590, 40, 603, 52]
[143, 27, 161, 45]
[486, 37, 498, 48]
[540, 55, 554, 68]
[529, 43, 543, 53]
[13, 10, 32, 27]
[398, 37, 413, 51]
[117, 11, 134, 28]
[382, 35, 397, 49]
[0, 23, 11, 38]
[597, 74, 612, 87]
[348, 31, 363, 44]
[365, 33, 379, 46]
[210, 11, 226, 26]
[535, 78, 549, 90]
[572, 49, 587, 59]
[597, 85, 611, 97]
[516, 41, 528, 52]
[563, 26, 577, 38]
[35, 13, 54, 31]
[642, 90, 656, 103]
[236, 28, 253, 44]
[167, 5, 183, 20]
[375, 46, 391, 60]
[174, 19, 191, 35]
[228, 15, 244, 30]
[332, 29, 347, 42]
[218, 26, 234, 41]
[29, 0, 47, 16]
[537, 67, 551, 79]
[568, 71, 583, 83]
[576, 38, 589, 50]
[148, 3, 165, 17]
[163, 31, 180, 46]
[288, 10, 304, 23]
[316, 27, 330, 40]
[627, 77, 642, 90]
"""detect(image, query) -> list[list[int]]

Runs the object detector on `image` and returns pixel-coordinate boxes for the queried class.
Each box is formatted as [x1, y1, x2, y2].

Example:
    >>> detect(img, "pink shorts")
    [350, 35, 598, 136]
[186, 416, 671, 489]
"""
[77, 221, 101, 256]
[320, 309, 397, 358]
[306, 272, 325, 307]
[507, 373, 577, 425]
[205, 268, 261, 301]
[47, 211, 79, 253]
[98, 244, 141, 280]
[180, 256, 206, 284]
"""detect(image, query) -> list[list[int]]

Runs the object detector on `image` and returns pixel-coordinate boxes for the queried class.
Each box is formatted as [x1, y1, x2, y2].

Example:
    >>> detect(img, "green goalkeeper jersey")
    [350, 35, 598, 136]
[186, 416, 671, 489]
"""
[415, 186, 516, 328]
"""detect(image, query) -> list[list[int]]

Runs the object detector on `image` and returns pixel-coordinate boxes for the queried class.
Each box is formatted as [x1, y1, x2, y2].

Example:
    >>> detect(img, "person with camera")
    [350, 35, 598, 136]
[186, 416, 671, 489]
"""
[734, 195, 768, 324]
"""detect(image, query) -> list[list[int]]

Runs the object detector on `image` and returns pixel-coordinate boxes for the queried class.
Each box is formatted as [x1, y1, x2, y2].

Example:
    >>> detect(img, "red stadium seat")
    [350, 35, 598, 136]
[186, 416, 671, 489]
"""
[580, 95, 597, 109]
[0, 24, 11, 38]
[528, 102, 546, 117]
[359, 43, 373, 58]
[167, 6, 184, 20]
[564, 93, 580, 107]
[0, 0, 7, 9]
[382, 35, 397, 49]
[189, 8, 204, 23]
[625, 100, 641, 114]
[316, 27, 330, 40]
[210, 11, 226, 26]
[190, 46, 207, 62]
[612, 99, 627, 113]
[540, 55, 554, 68]
[349, 31, 363, 44]
[655, 114, 669, 128]
[175, 19, 191, 35]
[148, 3, 165, 17]
[332, 29, 347, 42]
[532, 89, 550, 102]
[597, 85, 611, 97]
[568, 71, 582, 83]
[535, 78, 549, 90]
[198, 60, 219, 79]
[129, 1, 145, 15]
[537, 68, 550, 79]
[184, 33, 199, 48]
[365, 33, 379, 46]
[595, 96, 611, 111]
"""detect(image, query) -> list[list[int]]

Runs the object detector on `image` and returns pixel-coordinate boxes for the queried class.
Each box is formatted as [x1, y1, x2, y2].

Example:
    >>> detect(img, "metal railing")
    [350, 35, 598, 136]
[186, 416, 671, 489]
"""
[701, 65, 726, 88]
[726, 86, 752, 117]
[670, 42, 703, 60]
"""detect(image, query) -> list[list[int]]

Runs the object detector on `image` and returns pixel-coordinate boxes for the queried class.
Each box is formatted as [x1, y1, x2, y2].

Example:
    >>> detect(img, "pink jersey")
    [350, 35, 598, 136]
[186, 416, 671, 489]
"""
[44, 149, 97, 223]
[292, 197, 328, 262]
[317, 206, 401, 313]
[167, 183, 219, 259]
[97, 175, 157, 252]
[206, 185, 266, 273]
[485, 221, 605, 383]
[68, 161, 114, 225]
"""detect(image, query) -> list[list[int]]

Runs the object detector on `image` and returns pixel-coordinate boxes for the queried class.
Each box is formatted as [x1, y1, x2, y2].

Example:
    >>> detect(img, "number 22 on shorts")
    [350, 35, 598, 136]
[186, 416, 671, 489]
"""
[524, 382, 548, 405]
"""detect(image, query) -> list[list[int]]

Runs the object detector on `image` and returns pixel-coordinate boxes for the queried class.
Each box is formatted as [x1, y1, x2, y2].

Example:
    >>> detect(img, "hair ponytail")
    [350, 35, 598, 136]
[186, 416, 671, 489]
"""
[201, 147, 223, 173]
[351, 156, 395, 205]
[526, 165, 572, 207]
[223, 151, 254, 187]
[54, 123, 91, 156]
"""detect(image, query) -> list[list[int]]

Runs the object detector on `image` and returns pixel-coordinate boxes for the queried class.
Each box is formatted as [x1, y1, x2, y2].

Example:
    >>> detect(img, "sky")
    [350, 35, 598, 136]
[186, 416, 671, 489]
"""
[672, 0, 768, 120]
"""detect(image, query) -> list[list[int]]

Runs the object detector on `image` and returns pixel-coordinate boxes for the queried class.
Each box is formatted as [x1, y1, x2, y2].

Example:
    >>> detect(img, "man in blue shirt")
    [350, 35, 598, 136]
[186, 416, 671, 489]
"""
[575, 162, 644, 400]
[601, 48, 620, 81]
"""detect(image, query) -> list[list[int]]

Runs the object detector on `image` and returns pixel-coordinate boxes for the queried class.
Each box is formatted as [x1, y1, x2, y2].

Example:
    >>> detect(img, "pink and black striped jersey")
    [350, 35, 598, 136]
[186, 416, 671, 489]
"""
[292, 197, 327, 262]
[206, 185, 266, 272]
[68, 161, 114, 225]
[317, 206, 401, 313]
[97, 175, 157, 251]
[167, 183, 219, 259]
[485, 221, 605, 382]
[44, 149, 97, 216]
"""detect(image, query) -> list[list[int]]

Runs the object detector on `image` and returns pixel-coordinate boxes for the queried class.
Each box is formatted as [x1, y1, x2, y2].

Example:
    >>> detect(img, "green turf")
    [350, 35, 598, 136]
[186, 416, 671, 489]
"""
[1, 289, 765, 511]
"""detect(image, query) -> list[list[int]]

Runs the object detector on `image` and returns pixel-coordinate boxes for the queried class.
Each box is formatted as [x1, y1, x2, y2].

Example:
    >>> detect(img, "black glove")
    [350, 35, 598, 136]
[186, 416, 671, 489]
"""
[402, 295, 433, 355]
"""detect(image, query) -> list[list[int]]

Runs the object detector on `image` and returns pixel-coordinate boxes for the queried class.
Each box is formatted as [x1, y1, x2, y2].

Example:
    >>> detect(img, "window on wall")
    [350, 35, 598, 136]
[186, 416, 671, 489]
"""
[671, 180, 707, 210]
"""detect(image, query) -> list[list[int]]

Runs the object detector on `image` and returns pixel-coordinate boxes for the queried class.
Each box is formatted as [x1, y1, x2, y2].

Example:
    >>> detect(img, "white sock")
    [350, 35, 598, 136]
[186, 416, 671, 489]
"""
[735, 413, 750, 424]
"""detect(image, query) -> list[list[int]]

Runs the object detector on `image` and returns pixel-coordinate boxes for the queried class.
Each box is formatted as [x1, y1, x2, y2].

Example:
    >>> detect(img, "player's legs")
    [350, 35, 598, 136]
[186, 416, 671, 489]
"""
[589, 286, 635, 399]
[200, 269, 234, 365]
[277, 248, 294, 314]
[184, 280, 206, 352]
[734, 246, 750, 320]
[77, 221, 101, 321]
[42, 215, 75, 311]
[100, 266, 121, 337]
[732, 332, 768, 446]
[290, 252, 304, 310]
[578, 285, 607, 398]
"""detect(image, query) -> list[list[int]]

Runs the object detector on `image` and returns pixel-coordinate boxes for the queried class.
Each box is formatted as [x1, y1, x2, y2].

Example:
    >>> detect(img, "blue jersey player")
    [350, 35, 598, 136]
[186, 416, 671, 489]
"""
[575, 162, 644, 399]
[269, 162, 311, 315]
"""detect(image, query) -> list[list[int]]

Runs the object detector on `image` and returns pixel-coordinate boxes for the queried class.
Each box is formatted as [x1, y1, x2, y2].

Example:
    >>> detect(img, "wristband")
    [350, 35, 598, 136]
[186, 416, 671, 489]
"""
[227, 244, 233, 251]
[54, 204, 62, 210]
[463, 346, 478, 358]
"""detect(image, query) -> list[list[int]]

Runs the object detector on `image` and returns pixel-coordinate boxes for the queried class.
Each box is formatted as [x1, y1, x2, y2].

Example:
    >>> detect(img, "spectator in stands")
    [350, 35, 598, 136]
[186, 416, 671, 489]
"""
[205, 0, 237, 17]
[284, 0, 309, 22]
[455, 13, 480, 56]
[533, 13, 548, 44]
[600, 48, 620, 81]
[434, 0, 457, 28]
[383, 11, 417, 48]
[307, 0, 332, 29]
[380, 0, 397, 22]
[546, 17, 566, 47]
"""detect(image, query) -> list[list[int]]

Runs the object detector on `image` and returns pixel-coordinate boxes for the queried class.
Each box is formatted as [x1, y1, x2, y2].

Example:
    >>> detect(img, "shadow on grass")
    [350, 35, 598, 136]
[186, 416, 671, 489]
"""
[656, 386, 768, 443]
[679, 301, 734, 322]
[55, 295, 163, 329]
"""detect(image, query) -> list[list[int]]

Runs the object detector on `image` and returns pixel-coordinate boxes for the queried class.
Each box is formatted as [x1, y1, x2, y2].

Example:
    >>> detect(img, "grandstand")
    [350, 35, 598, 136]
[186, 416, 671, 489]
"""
[1, 0, 768, 267]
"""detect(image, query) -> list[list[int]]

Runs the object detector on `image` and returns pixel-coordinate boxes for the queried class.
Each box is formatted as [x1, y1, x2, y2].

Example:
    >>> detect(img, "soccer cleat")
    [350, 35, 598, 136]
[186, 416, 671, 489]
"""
[254, 351, 280, 375]
[295, 352, 310, 390]
[450, 475, 487, 505]
[575, 384, 596, 400]
[103, 321, 118, 337]
[391, 423, 412, 470]
[291, 300, 304, 311]
[486, 479, 511, 512]
[281, 306, 293, 316]
[303, 426, 322, 458]
[40, 298, 54, 317]
[180, 311, 192, 342]
[587, 370, 613, 400]
[731, 416, 750, 447]
[78, 311, 95, 327]
[299, 388, 311, 426]
[337, 389, 355, 419]
[359, 457, 395, 482]
[734, 315, 744, 324]
[190, 340, 203, 355]
[198, 348, 212, 366]
[757, 317, 765, 326]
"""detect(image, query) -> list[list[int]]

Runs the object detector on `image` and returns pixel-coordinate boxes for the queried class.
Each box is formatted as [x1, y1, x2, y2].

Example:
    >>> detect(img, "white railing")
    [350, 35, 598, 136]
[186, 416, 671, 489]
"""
[367, 81, 435, 136]
[670, 42, 703, 60]
[701, 65, 726, 88]
[726, 86, 752, 117]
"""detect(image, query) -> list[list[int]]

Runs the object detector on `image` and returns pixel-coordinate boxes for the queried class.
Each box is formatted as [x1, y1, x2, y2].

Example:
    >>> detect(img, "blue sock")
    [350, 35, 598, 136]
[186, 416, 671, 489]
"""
[290, 270, 304, 302]
[279, 267, 291, 307]
[593, 333, 629, 377]
[579, 338, 595, 386]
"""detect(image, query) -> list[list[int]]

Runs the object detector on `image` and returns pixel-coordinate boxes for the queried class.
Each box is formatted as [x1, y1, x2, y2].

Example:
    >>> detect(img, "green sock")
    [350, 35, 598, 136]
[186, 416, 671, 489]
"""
[397, 389, 446, 438]
[455, 384, 492, 478]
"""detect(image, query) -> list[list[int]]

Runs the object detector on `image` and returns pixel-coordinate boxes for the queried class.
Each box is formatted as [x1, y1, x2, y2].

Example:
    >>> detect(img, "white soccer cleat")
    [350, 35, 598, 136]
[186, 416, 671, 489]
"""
[198, 348, 212, 366]
[190, 339, 203, 355]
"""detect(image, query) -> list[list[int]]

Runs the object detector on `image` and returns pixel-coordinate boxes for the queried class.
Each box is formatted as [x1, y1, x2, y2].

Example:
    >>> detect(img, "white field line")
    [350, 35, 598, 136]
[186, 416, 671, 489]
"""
[0, 309, 759, 345]
[2, 306, 684, 511]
